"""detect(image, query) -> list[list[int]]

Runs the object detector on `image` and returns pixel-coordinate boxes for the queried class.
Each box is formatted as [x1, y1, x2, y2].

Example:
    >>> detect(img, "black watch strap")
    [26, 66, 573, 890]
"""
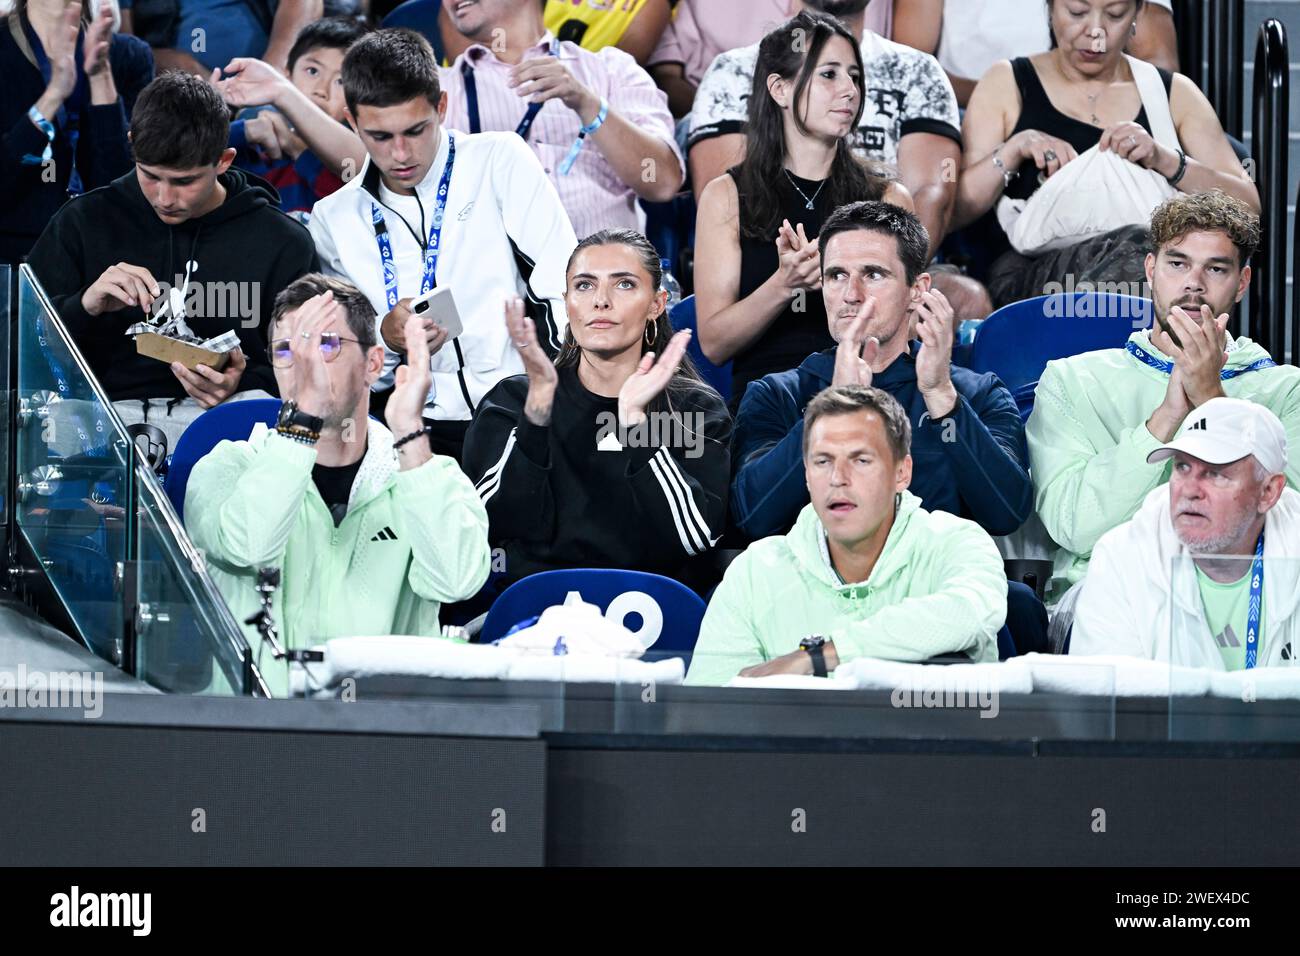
[805, 642, 828, 678]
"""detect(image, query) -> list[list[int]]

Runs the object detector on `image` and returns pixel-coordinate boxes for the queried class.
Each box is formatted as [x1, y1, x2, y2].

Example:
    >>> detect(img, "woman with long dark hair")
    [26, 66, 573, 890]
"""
[1, 0, 154, 263]
[693, 10, 910, 405]
[462, 229, 732, 589]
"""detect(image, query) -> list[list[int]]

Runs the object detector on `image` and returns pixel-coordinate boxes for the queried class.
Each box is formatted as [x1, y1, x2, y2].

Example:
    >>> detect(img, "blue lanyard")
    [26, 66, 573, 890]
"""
[460, 39, 559, 139]
[370, 133, 456, 311]
[1245, 530, 1265, 669]
[1126, 340, 1277, 380]
[25, 20, 87, 196]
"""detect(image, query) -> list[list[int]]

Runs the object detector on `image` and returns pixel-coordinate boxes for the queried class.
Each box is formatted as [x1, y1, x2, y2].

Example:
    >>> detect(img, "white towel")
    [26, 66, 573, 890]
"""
[286, 634, 685, 694]
[1025, 653, 1210, 697]
[831, 657, 1035, 696]
[288, 635, 517, 694]
[504, 656, 685, 685]
[495, 601, 645, 658]
[1208, 666, 1300, 701]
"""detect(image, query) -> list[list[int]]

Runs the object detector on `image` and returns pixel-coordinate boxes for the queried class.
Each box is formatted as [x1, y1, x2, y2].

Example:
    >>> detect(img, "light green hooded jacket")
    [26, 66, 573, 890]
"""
[1027, 330, 1300, 598]
[684, 491, 1007, 686]
[186, 422, 492, 696]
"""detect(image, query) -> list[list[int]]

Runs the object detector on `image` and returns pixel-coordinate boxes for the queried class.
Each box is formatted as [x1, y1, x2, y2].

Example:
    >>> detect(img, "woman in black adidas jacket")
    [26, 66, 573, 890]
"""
[462, 229, 732, 590]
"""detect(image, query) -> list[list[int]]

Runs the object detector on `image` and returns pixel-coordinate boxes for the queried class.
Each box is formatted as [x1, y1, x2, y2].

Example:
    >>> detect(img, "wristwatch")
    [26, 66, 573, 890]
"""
[276, 400, 324, 442]
[799, 635, 830, 678]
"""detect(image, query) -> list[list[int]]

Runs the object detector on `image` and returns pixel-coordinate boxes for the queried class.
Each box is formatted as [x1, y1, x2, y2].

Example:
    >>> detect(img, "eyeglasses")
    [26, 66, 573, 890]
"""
[270, 331, 363, 368]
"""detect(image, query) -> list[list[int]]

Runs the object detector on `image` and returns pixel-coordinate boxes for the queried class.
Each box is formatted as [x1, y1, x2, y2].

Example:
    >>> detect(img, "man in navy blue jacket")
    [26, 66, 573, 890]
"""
[731, 200, 1046, 652]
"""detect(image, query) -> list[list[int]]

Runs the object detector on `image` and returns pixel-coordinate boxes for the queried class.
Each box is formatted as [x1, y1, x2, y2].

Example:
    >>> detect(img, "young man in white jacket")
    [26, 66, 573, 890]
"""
[1073, 398, 1299, 669]
[308, 29, 578, 460]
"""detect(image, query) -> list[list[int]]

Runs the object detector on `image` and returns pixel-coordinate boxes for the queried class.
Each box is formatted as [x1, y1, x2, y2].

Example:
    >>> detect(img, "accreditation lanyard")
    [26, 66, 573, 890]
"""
[25, 22, 87, 195]
[370, 133, 456, 310]
[460, 39, 560, 138]
[1126, 340, 1277, 379]
[1245, 530, 1265, 669]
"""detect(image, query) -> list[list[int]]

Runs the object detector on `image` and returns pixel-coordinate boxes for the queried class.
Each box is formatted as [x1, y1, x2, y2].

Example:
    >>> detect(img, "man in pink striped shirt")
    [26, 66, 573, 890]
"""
[439, 0, 684, 241]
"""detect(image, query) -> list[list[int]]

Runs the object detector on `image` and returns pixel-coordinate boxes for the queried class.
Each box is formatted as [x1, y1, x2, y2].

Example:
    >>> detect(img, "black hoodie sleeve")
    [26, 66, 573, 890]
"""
[25, 200, 101, 339]
[462, 376, 557, 543]
[240, 224, 319, 396]
[622, 387, 732, 560]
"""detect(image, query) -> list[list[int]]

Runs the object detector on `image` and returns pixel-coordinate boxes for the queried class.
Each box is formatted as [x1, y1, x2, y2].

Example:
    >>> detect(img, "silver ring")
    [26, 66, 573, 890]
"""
[301, 330, 311, 339]
[1125, 135, 1137, 148]
[1043, 149, 1057, 163]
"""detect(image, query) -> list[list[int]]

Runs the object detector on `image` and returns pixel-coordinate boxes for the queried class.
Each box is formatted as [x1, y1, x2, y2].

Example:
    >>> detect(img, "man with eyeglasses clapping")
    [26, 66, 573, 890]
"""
[185, 273, 491, 693]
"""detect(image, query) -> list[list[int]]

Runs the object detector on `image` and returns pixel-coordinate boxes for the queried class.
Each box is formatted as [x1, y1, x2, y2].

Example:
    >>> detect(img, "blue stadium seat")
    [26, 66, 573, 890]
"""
[163, 399, 282, 521]
[641, 192, 697, 279]
[670, 295, 731, 401]
[968, 291, 1153, 419]
[480, 568, 708, 653]
[381, 0, 446, 62]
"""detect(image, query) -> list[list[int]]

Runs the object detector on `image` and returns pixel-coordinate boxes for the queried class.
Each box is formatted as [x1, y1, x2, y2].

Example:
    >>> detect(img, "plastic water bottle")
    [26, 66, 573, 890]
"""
[660, 258, 683, 311]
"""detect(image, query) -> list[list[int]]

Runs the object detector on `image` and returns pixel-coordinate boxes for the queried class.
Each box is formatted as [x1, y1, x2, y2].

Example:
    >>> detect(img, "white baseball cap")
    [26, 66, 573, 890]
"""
[1147, 397, 1288, 475]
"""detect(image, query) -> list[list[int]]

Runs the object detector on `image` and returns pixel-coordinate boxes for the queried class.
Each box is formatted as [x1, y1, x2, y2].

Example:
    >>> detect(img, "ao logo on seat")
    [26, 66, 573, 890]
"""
[562, 590, 663, 649]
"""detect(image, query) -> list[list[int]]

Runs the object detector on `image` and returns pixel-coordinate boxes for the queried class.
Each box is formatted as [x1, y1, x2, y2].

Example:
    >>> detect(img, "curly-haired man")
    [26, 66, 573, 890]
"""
[1027, 190, 1300, 622]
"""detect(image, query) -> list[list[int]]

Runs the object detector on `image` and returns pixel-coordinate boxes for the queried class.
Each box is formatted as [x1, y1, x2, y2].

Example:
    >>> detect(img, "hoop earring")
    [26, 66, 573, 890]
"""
[644, 319, 657, 348]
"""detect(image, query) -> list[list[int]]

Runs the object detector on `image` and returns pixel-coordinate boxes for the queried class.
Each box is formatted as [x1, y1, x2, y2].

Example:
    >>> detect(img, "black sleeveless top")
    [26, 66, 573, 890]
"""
[1005, 57, 1174, 202]
[728, 167, 839, 406]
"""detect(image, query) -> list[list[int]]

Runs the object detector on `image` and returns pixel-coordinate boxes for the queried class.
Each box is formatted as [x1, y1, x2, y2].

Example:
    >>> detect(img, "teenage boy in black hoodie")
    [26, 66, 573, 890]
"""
[27, 70, 319, 452]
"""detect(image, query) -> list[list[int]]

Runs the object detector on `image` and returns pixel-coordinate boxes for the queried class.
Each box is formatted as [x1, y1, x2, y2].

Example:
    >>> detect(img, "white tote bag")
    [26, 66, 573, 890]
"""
[998, 55, 1182, 256]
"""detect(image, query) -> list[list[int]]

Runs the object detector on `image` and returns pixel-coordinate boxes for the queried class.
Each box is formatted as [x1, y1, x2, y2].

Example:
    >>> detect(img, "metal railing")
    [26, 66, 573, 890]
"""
[1176, 1, 1248, 140]
[1176, 0, 1206, 90]
[1251, 18, 1289, 357]
[1210, 0, 1246, 141]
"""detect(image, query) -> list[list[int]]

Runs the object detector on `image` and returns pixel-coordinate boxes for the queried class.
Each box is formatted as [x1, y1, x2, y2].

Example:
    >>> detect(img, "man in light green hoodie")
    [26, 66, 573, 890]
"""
[186, 274, 492, 696]
[685, 385, 1006, 686]
[1028, 191, 1300, 608]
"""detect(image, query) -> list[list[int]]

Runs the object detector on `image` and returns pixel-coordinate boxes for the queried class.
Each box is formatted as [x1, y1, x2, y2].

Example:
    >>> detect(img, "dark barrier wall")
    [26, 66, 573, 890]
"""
[0, 704, 546, 866]
[546, 745, 1300, 866]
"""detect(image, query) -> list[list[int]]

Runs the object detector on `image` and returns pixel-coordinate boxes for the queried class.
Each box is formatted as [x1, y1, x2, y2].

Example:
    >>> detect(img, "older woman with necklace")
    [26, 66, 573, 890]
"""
[954, 0, 1256, 307]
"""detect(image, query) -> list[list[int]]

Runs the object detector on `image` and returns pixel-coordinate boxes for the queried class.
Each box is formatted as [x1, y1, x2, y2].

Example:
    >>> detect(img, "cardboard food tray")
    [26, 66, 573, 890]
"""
[135, 332, 231, 371]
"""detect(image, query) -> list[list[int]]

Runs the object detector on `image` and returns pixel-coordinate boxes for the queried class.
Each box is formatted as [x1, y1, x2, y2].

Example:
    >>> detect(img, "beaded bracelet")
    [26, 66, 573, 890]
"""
[393, 428, 428, 452]
[275, 428, 318, 446]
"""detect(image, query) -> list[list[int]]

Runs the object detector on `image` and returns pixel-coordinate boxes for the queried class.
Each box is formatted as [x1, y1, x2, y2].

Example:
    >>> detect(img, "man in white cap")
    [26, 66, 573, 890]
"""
[1073, 397, 1300, 669]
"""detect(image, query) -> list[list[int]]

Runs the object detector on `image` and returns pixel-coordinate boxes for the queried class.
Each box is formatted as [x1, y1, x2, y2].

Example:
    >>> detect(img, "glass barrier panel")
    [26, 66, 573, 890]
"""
[1168, 554, 1300, 741]
[134, 464, 248, 695]
[1, 262, 11, 546]
[15, 266, 130, 665]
